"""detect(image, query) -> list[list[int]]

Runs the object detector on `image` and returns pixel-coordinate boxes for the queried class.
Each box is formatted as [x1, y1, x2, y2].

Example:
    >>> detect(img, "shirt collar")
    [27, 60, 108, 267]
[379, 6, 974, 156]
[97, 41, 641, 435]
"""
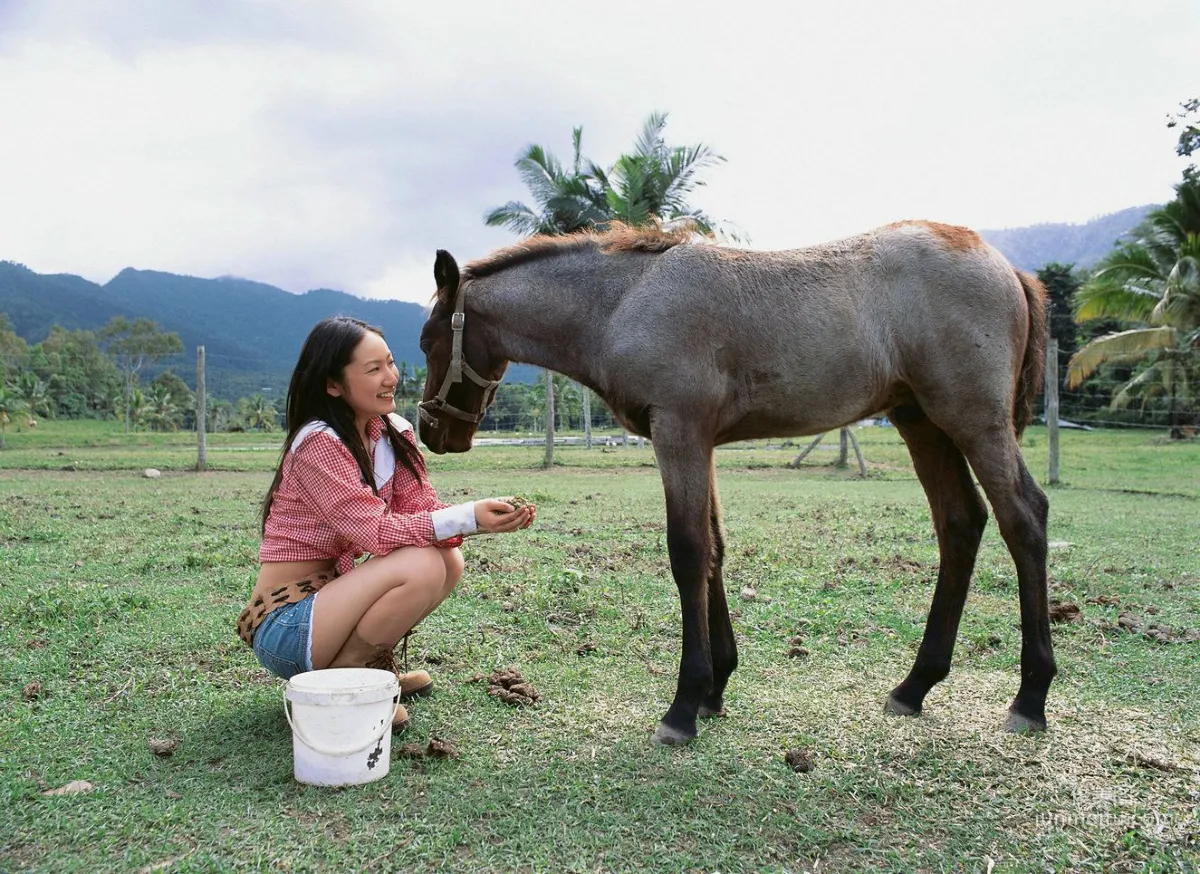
[365, 415, 385, 443]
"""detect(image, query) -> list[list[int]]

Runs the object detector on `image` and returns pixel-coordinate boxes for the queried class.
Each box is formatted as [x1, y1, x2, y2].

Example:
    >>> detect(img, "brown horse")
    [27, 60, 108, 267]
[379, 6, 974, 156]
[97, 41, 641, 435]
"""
[418, 221, 1052, 746]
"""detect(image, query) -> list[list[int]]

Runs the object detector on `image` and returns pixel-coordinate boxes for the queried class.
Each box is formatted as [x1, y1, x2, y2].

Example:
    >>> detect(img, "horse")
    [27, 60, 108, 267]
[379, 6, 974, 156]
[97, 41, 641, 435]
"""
[417, 220, 1053, 746]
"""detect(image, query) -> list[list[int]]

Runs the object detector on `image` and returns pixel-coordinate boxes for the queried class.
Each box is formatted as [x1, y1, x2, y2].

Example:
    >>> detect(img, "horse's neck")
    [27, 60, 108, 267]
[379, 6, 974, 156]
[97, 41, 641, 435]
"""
[471, 269, 617, 388]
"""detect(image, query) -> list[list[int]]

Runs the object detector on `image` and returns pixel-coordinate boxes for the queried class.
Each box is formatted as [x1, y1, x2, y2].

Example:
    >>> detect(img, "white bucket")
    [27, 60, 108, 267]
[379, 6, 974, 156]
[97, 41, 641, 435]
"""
[283, 668, 399, 786]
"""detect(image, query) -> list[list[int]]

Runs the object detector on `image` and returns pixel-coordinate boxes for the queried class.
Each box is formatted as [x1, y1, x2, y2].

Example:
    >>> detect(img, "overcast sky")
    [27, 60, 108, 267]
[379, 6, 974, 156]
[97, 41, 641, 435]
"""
[1, 1, 1196, 304]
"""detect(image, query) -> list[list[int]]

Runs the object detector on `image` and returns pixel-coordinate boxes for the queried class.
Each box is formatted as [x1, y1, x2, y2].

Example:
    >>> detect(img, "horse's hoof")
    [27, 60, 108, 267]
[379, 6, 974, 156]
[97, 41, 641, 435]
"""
[883, 695, 920, 717]
[1003, 710, 1047, 734]
[652, 722, 696, 746]
[698, 703, 726, 719]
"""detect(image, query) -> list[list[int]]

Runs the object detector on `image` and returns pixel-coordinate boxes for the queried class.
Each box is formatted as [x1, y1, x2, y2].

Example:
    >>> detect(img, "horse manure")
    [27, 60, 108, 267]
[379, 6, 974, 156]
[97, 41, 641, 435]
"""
[486, 667, 542, 705]
[397, 738, 458, 760]
[1048, 599, 1082, 624]
[786, 646, 810, 658]
[784, 748, 815, 773]
[149, 738, 178, 757]
[22, 681, 43, 700]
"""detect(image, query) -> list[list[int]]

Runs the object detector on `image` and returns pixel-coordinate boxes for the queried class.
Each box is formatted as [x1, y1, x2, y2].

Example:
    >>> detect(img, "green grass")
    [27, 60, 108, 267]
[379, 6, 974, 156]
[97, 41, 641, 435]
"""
[1, 425, 1198, 872]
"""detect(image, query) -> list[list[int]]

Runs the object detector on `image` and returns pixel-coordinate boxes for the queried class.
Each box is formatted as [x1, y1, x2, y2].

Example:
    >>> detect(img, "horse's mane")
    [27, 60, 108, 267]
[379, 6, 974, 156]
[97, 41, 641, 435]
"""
[463, 222, 694, 280]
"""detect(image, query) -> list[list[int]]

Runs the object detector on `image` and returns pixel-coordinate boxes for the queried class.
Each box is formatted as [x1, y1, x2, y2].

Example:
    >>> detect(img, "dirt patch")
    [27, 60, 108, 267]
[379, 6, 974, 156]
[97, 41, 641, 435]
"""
[466, 667, 543, 705]
[22, 681, 43, 700]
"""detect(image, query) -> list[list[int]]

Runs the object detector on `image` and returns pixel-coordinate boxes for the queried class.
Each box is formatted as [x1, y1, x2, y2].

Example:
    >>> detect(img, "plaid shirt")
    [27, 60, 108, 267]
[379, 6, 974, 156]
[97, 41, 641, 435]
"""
[259, 415, 463, 575]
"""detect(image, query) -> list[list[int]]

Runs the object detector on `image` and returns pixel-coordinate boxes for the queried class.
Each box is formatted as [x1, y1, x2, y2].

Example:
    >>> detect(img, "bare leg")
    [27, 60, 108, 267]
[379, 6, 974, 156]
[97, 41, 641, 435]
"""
[885, 406, 988, 716]
[309, 546, 448, 669]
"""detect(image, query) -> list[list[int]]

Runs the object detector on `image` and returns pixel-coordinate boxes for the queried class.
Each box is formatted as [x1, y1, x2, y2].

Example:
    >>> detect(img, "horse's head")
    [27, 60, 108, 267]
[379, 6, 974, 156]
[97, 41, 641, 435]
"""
[417, 250, 506, 454]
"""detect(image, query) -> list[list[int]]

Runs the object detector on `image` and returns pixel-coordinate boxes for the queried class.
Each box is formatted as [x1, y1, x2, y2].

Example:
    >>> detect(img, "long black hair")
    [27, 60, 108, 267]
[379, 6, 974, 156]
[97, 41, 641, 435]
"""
[261, 316, 424, 534]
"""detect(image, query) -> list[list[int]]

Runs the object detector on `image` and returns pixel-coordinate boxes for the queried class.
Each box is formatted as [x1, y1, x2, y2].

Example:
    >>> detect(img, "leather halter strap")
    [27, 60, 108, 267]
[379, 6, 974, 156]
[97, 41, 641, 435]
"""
[418, 285, 500, 429]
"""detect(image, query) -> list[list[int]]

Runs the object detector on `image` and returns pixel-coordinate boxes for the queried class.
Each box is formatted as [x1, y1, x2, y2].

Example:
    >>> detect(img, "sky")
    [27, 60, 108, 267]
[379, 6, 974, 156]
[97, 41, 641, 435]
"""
[1, 0, 1197, 305]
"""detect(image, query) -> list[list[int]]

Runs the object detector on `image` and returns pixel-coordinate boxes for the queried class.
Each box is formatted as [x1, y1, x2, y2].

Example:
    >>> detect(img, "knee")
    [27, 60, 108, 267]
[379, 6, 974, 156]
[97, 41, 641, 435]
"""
[442, 547, 464, 591]
[378, 546, 447, 591]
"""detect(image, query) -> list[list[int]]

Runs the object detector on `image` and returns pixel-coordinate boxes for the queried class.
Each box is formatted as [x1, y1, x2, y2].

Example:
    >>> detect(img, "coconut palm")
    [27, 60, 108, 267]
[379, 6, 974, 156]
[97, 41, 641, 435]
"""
[0, 386, 24, 448]
[593, 112, 734, 238]
[9, 370, 50, 420]
[1067, 179, 1200, 436]
[484, 128, 609, 236]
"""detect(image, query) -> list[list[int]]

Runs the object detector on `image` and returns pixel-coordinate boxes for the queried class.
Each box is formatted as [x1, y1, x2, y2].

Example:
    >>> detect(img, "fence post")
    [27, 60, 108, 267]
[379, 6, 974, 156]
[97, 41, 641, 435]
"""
[543, 368, 554, 469]
[1046, 339, 1059, 484]
[196, 345, 207, 472]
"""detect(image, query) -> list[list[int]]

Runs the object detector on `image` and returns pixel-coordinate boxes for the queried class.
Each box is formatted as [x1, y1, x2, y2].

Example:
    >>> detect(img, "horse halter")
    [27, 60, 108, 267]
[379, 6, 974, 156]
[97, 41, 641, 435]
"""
[418, 286, 501, 429]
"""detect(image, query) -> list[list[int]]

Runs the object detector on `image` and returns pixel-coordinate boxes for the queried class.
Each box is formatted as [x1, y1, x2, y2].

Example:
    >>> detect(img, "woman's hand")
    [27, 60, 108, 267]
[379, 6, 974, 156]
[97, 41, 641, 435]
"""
[473, 498, 536, 534]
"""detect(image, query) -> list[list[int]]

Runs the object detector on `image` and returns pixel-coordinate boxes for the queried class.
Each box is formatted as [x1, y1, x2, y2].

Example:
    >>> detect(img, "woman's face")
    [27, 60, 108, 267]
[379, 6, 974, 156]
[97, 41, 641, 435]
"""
[327, 330, 399, 428]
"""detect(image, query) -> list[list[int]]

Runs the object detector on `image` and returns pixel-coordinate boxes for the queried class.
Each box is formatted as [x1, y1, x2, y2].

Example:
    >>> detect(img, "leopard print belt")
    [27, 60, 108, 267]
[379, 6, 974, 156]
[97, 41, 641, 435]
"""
[236, 572, 336, 646]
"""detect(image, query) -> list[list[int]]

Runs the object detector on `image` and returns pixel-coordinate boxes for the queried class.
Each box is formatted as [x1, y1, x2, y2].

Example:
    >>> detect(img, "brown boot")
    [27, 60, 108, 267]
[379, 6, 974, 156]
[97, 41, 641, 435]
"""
[391, 702, 410, 733]
[328, 631, 434, 701]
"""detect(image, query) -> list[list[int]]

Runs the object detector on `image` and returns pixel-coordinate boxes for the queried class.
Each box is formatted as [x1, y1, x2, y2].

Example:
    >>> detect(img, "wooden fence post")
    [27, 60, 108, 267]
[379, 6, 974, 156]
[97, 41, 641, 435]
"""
[196, 345, 207, 472]
[1046, 339, 1059, 484]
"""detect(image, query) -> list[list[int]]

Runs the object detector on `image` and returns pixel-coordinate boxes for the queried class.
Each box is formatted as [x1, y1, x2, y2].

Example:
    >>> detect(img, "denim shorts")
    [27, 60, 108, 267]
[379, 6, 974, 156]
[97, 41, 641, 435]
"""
[251, 593, 317, 679]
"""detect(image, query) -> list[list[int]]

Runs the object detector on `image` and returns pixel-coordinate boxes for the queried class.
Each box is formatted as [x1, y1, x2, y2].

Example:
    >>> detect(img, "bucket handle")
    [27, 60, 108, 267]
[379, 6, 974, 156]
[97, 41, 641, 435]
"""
[283, 690, 399, 758]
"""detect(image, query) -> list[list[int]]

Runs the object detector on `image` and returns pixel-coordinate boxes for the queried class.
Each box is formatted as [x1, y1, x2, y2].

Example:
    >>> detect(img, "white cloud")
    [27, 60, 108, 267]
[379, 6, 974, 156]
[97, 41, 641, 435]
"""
[0, 0, 1196, 302]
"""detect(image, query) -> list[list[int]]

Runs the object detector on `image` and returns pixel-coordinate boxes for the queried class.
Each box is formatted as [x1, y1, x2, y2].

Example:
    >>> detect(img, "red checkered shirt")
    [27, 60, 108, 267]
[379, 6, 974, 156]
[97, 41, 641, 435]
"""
[259, 415, 463, 575]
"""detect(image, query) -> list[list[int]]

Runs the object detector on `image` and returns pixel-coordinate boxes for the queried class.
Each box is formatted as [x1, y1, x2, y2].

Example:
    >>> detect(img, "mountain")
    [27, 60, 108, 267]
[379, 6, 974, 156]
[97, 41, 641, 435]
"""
[979, 205, 1155, 272]
[0, 261, 433, 401]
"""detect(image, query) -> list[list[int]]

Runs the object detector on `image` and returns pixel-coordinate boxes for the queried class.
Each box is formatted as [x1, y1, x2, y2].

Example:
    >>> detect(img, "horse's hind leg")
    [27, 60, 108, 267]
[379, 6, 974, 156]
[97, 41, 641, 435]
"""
[700, 470, 737, 719]
[959, 425, 1055, 732]
[885, 405, 989, 717]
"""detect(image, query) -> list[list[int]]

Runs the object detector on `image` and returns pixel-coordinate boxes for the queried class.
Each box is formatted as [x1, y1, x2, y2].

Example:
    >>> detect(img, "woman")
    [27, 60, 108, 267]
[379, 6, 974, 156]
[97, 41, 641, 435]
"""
[237, 316, 533, 730]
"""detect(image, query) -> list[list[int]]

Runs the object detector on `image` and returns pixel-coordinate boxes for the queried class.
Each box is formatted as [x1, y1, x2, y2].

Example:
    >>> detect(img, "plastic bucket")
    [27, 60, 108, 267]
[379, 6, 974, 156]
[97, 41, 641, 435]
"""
[284, 668, 399, 786]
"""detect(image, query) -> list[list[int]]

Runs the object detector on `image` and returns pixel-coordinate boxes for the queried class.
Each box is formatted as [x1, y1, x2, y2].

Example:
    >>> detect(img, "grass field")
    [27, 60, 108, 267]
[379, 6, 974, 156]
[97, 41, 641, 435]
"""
[1, 422, 1197, 872]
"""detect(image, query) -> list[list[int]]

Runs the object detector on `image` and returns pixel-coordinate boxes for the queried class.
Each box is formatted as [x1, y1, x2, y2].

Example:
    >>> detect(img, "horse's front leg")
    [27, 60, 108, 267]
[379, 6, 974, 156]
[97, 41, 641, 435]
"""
[650, 422, 715, 746]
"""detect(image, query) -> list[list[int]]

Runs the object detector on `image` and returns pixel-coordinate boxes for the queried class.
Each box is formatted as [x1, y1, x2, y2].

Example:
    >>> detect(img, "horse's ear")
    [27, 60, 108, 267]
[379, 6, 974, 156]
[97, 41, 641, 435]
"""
[433, 250, 460, 305]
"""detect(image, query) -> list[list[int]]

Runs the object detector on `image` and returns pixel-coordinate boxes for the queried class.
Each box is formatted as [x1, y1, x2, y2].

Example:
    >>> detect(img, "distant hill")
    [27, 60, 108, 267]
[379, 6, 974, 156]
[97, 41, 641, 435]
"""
[0, 203, 1158, 399]
[0, 261, 434, 401]
[980, 204, 1155, 271]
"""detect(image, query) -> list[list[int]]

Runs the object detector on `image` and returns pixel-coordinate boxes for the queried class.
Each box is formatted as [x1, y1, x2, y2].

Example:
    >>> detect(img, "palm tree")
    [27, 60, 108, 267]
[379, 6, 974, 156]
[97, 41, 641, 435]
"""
[0, 387, 24, 448]
[142, 384, 182, 432]
[593, 112, 736, 239]
[1067, 179, 1200, 437]
[9, 370, 50, 420]
[484, 128, 608, 237]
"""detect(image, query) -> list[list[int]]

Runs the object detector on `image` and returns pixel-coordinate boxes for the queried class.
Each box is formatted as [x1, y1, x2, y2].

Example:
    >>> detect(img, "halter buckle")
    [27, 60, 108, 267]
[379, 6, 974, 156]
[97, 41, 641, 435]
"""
[450, 312, 465, 331]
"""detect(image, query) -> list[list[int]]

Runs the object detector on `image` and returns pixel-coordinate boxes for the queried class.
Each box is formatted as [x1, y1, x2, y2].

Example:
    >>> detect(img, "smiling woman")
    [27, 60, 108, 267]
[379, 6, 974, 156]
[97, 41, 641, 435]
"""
[236, 316, 535, 733]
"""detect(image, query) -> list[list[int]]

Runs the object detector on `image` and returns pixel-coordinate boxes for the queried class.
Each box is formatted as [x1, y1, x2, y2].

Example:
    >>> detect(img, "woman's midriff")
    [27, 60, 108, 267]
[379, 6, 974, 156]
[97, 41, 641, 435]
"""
[251, 559, 337, 603]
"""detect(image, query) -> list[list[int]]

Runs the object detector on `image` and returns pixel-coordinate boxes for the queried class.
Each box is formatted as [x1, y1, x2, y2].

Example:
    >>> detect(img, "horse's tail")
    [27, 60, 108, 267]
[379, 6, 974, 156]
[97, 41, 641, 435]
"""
[1013, 269, 1048, 438]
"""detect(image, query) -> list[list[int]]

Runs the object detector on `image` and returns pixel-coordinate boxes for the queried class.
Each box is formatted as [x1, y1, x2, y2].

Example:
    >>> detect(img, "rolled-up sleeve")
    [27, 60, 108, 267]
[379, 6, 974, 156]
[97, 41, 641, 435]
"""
[289, 433, 447, 555]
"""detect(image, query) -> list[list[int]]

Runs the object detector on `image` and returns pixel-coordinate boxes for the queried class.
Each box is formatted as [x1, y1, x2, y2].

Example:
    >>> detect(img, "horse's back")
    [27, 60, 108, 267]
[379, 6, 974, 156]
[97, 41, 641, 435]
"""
[602, 221, 1030, 439]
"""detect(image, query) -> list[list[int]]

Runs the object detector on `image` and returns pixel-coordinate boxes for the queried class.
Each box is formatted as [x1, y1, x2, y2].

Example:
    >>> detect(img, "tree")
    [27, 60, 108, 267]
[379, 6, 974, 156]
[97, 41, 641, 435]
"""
[239, 393, 278, 431]
[9, 370, 50, 420]
[0, 314, 29, 385]
[484, 128, 608, 236]
[100, 317, 184, 434]
[37, 326, 124, 419]
[592, 112, 735, 238]
[0, 386, 24, 448]
[1168, 96, 1200, 177]
[1066, 178, 1200, 437]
